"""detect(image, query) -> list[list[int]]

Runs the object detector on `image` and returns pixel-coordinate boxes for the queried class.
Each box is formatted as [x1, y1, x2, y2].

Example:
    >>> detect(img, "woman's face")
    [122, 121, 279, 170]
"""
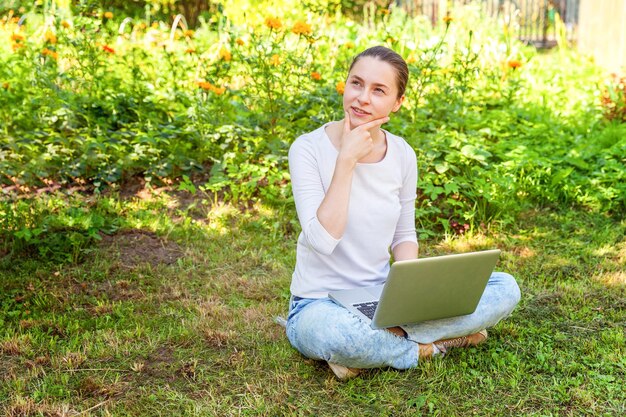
[343, 56, 404, 130]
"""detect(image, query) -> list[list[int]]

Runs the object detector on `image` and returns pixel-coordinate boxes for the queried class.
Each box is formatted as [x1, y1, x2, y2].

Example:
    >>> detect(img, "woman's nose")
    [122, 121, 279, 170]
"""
[358, 89, 370, 103]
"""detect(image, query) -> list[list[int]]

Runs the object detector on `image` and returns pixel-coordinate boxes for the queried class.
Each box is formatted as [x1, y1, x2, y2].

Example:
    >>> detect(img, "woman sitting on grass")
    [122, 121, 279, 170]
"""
[286, 46, 521, 379]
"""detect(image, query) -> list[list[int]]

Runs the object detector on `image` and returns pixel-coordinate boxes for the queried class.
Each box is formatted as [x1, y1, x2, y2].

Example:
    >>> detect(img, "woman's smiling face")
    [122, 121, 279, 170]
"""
[343, 56, 404, 130]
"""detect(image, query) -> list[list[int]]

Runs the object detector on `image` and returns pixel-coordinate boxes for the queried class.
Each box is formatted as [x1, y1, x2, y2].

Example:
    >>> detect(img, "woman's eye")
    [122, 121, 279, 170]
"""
[351, 80, 360, 86]
[375, 88, 385, 93]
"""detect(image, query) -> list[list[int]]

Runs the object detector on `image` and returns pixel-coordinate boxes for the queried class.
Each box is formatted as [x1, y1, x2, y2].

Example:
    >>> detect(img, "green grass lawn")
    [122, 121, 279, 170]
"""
[1, 190, 624, 416]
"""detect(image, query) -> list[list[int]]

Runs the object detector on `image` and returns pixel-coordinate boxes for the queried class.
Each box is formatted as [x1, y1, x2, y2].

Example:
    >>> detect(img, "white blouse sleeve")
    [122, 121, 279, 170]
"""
[391, 142, 418, 249]
[288, 136, 341, 256]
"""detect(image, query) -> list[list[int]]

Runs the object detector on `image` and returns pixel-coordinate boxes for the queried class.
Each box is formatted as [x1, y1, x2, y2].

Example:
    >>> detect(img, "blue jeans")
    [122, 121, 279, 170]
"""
[286, 272, 521, 370]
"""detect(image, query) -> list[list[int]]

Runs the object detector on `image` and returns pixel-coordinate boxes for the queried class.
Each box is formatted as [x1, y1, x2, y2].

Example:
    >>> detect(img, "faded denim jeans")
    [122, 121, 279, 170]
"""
[286, 272, 521, 370]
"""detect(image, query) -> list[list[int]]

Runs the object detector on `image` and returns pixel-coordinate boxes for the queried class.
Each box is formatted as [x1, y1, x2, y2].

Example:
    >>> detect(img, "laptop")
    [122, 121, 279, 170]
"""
[328, 249, 500, 329]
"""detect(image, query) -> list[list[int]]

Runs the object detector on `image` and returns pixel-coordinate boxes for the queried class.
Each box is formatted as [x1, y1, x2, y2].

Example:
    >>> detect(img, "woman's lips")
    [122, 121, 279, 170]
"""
[351, 106, 371, 117]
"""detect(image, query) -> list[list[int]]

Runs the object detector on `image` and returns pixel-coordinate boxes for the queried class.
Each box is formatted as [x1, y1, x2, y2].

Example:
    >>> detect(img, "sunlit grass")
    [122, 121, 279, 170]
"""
[1, 191, 624, 415]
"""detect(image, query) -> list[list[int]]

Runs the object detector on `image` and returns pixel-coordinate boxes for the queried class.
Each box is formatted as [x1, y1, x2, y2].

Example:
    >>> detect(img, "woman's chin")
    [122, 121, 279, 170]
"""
[348, 114, 369, 126]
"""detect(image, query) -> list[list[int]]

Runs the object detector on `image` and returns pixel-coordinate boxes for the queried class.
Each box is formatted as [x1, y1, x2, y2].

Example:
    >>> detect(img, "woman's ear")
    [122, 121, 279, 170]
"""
[392, 95, 405, 113]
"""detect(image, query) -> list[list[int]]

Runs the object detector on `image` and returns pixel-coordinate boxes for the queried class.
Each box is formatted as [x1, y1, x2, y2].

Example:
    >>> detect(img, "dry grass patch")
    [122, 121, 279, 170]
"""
[1, 335, 31, 356]
[510, 246, 536, 259]
[157, 280, 193, 302]
[240, 303, 288, 343]
[4, 396, 76, 417]
[1, 339, 23, 356]
[598, 270, 626, 286]
[434, 233, 497, 254]
[55, 351, 87, 371]
[78, 376, 122, 399]
[594, 239, 626, 287]
[193, 297, 240, 347]
[201, 328, 237, 348]
[74, 279, 144, 303]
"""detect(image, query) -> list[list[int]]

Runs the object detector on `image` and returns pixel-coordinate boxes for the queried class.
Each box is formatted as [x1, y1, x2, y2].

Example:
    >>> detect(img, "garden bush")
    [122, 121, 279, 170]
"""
[0, 1, 624, 245]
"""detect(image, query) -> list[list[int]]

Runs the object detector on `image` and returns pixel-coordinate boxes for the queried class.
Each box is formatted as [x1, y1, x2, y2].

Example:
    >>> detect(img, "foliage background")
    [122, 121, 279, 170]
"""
[1, 0, 624, 252]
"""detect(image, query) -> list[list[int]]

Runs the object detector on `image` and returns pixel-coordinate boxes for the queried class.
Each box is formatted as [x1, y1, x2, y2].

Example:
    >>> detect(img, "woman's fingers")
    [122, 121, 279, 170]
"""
[354, 116, 389, 132]
[340, 113, 389, 161]
[343, 111, 352, 135]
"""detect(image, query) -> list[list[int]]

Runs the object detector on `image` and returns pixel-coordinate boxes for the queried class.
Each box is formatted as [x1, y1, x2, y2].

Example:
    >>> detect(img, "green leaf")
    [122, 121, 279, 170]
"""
[460, 144, 492, 163]
[551, 167, 575, 187]
[435, 163, 449, 174]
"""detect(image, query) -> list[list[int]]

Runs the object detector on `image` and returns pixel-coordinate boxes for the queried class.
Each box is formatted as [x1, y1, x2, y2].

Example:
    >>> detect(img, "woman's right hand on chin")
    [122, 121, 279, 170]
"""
[338, 111, 389, 164]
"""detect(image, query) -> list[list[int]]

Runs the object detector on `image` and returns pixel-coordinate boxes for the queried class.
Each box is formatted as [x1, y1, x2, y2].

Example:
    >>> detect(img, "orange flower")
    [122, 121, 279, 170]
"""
[235, 38, 244, 46]
[291, 21, 312, 36]
[219, 47, 231, 61]
[264, 17, 282, 30]
[102, 44, 115, 54]
[185, 48, 196, 54]
[11, 43, 25, 51]
[269, 54, 281, 66]
[336, 81, 345, 95]
[197, 81, 226, 95]
[44, 30, 57, 44]
[151, 22, 159, 29]
[183, 29, 194, 38]
[507, 60, 522, 69]
[61, 20, 71, 28]
[2, 82, 9, 90]
[379, 8, 390, 15]
[10, 33, 25, 42]
[443, 15, 454, 24]
[344, 41, 355, 49]
[197, 81, 213, 90]
[138, 22, 147, 30]
[41, 48, 58, 60]
[406, 53, 417, 64]
[104, 11, 113, 19]
[311, 72, 321, 81]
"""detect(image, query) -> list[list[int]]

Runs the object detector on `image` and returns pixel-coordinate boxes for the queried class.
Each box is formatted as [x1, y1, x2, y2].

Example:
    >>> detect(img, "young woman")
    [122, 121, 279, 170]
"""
[286, 46, 520, 379]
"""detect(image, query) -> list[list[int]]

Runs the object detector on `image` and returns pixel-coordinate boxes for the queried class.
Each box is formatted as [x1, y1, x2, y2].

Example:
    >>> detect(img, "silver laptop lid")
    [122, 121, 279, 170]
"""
[371, 249, 501, 329]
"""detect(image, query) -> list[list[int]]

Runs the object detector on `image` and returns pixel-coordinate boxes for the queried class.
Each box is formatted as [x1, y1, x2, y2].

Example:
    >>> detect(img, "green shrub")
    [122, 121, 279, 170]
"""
[0, 2, 623, 242]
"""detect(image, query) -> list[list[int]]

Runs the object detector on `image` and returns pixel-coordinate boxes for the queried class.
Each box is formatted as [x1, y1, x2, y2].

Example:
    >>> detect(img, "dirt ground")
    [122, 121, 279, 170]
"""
[98, 229, 183, 268]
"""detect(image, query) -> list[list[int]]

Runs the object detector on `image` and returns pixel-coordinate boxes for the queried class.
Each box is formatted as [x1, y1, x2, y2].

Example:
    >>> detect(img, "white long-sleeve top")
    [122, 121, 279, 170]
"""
[288, 123, 418, 298]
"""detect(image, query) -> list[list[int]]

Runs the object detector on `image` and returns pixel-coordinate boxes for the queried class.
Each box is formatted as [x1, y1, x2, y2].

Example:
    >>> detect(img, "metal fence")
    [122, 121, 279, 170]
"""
[396, 0, 581, 48]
